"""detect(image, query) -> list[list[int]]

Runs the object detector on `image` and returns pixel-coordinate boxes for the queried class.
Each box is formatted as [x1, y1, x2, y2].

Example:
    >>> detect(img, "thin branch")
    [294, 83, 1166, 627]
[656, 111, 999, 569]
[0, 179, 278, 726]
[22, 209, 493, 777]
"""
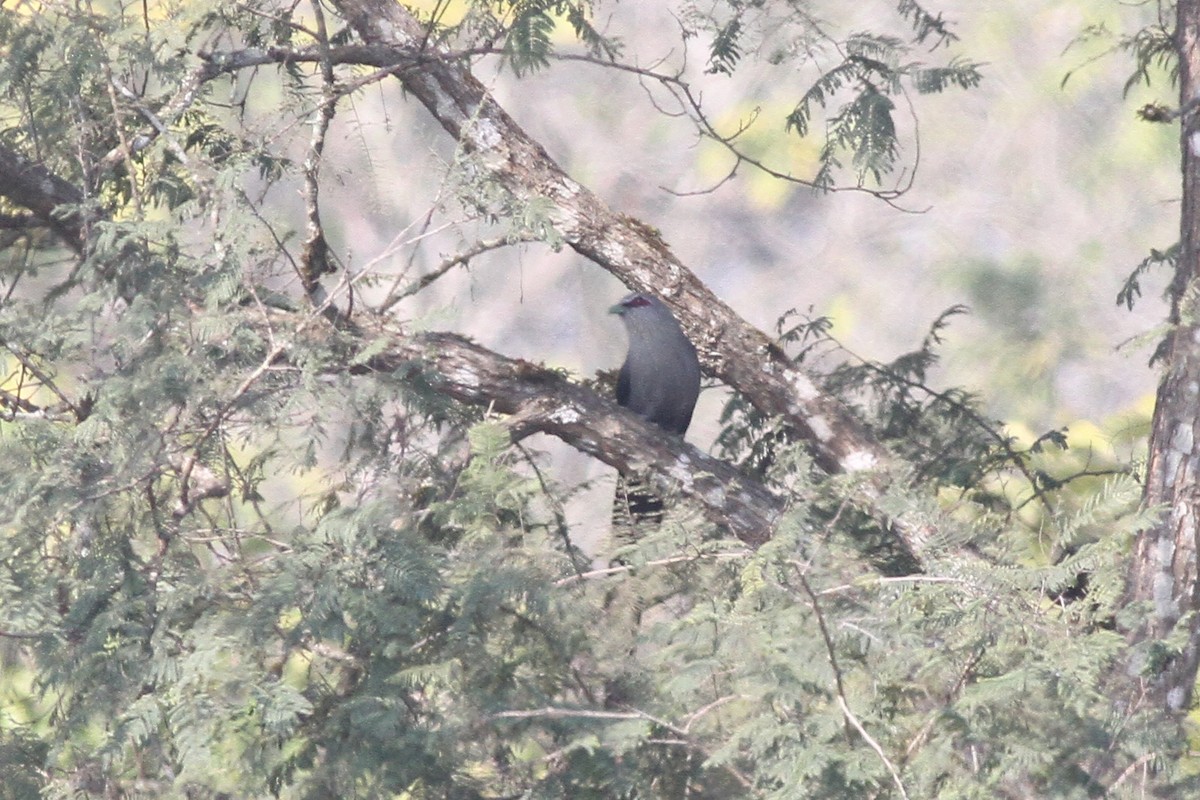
[491, 706, 659, 724]
[0, 342, 81, 419]
[298, 0, 340, 304]
[552, 52, 916, 204]
[1106, 752, 1157, 794]
[513, 439, 587, 579]
[795, 563, 910, 799]
[98, 34, 145, 215]
[380, 235, 526, 310]
[828, 329, 1058, 517]
[91, 42, 496, 182]
[904, 646, 985, 759]
[554, 550, 751, 586]
[0, 627, 47, 639]
[0, 386, 43, 415]
[193, 40, 923, 205]
[173, 283, 350, 521]
[109, 75, 215, 201]
[681, 694, 743, 733]
[491, 704, 756, 791]
[816, 574, 969, 596]
[837, 695, 911, 800]
[661, 161, 739, 197]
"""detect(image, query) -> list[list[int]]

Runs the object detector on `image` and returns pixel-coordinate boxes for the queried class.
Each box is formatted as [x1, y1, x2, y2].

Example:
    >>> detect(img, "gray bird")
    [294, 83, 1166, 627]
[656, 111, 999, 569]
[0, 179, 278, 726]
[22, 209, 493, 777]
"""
[610, 292, 701, 525]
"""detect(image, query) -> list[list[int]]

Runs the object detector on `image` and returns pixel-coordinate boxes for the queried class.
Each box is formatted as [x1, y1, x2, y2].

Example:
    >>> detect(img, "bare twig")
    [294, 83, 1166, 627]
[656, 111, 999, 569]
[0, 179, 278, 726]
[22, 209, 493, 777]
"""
[380, 235, 528, 310]
[837, 694, 911, 800]
[492, 706, 651, 723]
[0, 627, 46, 639]
[552, 53, 918, 207]
[109, 75, 216, 202]
[99, 53, 144, 214]
[173, 281, 350, 520]
[816, 574, 969, 596]
[297, 0, 340, 304]
[554, 550, 751, 586]
[1105, 751, 1157, 794]
[491, 704, 757, 791]
[681, 694, 743, 733]
[512, 439, 587, 578]
[0, 343, 81, 419]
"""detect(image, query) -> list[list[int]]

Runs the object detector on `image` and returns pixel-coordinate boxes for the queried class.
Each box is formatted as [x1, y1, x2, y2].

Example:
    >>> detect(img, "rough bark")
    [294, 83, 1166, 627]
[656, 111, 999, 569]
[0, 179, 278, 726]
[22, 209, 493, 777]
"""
[366, 328, 785, 546]
[327, 0, 933, 559]
[1129, 0, 1200, 713]
[0, 145, 88, 253]
[0, 4, 935, 563]
[326, 0, 887, 474]
[0, 142, 784, 544]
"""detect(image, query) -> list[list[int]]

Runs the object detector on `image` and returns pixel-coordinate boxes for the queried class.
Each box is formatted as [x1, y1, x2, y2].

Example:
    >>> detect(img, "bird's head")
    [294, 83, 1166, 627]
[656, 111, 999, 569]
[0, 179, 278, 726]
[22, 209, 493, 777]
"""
[609, 292, 657, 317]
[609, 293, 691, 341]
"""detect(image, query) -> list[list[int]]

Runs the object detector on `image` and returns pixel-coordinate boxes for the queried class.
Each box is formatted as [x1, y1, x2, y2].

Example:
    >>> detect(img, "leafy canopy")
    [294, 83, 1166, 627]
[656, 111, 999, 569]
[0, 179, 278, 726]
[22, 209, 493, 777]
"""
[0, 1, 1182, 798]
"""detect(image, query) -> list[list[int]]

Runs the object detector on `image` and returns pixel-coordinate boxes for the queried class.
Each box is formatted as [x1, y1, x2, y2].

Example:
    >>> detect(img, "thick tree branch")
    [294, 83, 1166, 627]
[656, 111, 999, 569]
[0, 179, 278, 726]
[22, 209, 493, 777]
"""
[0, 20, 930, 564]
[0, 135, 789, 545]
[1129, 0, 1200, 714]
[0, 145, 89, 253]
[328, 0, 930, 560]
[327, 0, 884, 465]
[362, 326, 786, 547]
[298, 2, 339, 303]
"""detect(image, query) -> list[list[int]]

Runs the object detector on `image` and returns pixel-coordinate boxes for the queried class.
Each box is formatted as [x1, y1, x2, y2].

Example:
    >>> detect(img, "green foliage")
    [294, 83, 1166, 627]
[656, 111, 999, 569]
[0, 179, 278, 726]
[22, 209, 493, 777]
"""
[1061, 21, 1178, 94]
[673, 1, 982, 190]
[706, 17, 744, 76]
[896, 0, 958, 48]
[817, 84, 900, 187]
[719, 305, 1081, 510]
[455, 0, 622, 76]
[784, 31, 982, 189]
[1119, 243, 1178, 311]
[457, 0, 981, 191]
[1117, 23, 1177, 95]
[504, 1, 557, 76]
[0, 1, 1186, 798]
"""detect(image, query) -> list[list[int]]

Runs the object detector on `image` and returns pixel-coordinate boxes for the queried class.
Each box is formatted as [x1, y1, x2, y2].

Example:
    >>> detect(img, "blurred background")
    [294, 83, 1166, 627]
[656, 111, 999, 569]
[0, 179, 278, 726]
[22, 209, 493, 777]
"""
[262, 0, 1177, 544]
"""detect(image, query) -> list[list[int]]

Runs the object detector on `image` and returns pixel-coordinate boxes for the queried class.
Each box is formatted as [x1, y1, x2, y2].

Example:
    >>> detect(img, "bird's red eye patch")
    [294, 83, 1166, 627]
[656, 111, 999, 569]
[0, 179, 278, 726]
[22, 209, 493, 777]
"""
[624, 296, 652, 309]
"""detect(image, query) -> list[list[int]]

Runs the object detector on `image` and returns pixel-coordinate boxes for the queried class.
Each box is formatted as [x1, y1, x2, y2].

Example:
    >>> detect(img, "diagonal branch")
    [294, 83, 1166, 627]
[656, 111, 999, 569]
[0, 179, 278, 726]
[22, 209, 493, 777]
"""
[298, 0, 340, 302]
[0, 23, 930, 565]
[328, 0, 930, 562]
[0, 145, 90, 254]
[361, 326, 787, 547]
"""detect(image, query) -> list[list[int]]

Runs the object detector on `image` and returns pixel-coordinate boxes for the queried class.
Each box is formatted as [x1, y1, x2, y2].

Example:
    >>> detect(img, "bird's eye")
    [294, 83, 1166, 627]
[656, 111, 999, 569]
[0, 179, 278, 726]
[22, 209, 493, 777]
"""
[624, 296, 652, 309]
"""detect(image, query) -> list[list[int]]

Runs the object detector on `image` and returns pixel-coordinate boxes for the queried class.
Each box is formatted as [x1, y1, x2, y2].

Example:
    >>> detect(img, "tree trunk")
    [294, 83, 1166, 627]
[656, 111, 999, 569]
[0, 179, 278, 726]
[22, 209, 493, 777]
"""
[1128, 0, 1200, 713]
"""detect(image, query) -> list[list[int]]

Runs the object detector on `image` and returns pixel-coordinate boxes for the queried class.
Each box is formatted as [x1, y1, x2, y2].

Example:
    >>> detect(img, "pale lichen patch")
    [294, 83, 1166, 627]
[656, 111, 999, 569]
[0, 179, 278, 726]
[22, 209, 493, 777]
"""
[787, 368, 819, 401]
[448, 366, 480, 388]
[1171, 421, 1194, 456]
[556, 177, 582, 198]
[549, 406, 581, 425]
[807, 414, 833, 442]
[1153, 534, 1178, 621]
[669, 454, 695, 490]
[842, 450, 879, 472]
[703, 485, 726, 507]
[471, 119, 502, 150]
[548, 203, 581, 238]
[601, 239, 627, 263]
